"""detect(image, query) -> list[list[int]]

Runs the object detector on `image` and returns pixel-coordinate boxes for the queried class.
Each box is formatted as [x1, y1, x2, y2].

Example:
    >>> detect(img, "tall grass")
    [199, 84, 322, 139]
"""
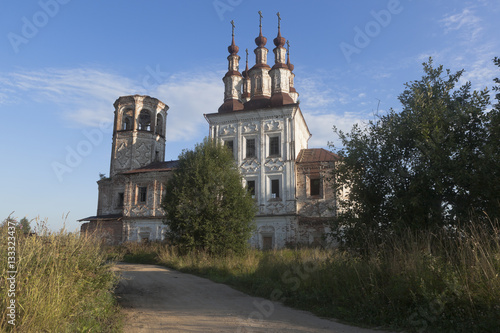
[113, 219, 500, 332]
[0, 217, 121, 332]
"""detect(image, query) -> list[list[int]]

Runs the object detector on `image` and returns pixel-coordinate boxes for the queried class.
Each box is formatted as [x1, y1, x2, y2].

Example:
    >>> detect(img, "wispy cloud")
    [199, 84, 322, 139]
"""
[1, 68, 135, 126]
[303, 111, 368, 149]
[0, 67, 224, 143]
[440, 7, 483, 42]
[153, 72, 222, 142]
[0, 66, 387, 151]
[296, 72, 376, 149]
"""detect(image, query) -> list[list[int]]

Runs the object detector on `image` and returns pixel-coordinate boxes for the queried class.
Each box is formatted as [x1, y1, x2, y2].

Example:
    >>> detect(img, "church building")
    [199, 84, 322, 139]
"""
[80, 13, 340, 249]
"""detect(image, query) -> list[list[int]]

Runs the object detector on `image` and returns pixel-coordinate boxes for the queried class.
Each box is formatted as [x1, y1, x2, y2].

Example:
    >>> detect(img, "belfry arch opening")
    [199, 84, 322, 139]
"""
[122, 109, 133, 130]
[156, 114, 163, 136]
[138, 109, 152, 131]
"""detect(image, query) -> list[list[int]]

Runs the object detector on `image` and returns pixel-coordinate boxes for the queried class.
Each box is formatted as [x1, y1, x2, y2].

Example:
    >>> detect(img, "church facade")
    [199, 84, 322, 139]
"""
[80, 16, 339, 249]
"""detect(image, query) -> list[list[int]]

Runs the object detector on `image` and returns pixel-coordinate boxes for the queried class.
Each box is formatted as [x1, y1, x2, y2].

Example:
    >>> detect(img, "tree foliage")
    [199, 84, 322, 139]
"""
[19, 217, 31, 234]
[1, 215, 31, 234]
[331, 58, 500, 247]
[162, 138, 256, 255]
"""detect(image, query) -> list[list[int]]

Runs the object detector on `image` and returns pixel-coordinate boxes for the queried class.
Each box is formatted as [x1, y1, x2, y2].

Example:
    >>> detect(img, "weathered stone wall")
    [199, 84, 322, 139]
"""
[295, 160, 336, 246]
[123, 171, 171, 218]
[296, 161, 336, 218]
[97, 175, 126, 216]
[81, 220, 123, 245]
[110, 95, 168, 177]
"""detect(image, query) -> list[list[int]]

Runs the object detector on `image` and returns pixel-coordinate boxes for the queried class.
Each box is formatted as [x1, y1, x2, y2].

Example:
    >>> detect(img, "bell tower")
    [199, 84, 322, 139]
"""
[109, 95, 169, 177]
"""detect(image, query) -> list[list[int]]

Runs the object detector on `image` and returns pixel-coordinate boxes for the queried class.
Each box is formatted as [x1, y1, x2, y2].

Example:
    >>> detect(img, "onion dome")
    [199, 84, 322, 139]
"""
[274, 30, 286, 48]
[255, 31, 267, 47]
[228, 20, 239, 55]
[273, 12, 286, 47]
[228, 36, 239, 55]
[255, 11, 267, 47]
[255, 28, 267, 47]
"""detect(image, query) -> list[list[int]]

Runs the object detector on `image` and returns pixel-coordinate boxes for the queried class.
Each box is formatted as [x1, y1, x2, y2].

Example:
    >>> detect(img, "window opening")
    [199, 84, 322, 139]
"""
[262, 236, 273, 250]
[139, 186, 147, 203]
[118, 192, 124, 207]
[269, 136, 280, 156]
[226, 140, 234, 156]
[138, 110, 151, 131]
[247, 180, 256, 198]
[156, 114, 163, 135]
[310, 178, 321, 196]
[246, 138, 256, 158]
[271, 179, 280, 199]
[122, 109, 133, 130]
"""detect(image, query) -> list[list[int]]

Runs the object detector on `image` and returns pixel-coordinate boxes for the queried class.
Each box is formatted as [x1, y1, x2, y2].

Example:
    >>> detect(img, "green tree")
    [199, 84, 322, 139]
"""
[162, 138, 256, 255]
[486, 57, 500, 215]
[331, 58, 498, 247]
[19, 217, 31, 234]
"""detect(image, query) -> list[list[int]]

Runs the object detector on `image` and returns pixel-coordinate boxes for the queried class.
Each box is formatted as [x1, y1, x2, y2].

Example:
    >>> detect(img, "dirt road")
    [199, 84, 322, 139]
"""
[113, 262, 389, 333]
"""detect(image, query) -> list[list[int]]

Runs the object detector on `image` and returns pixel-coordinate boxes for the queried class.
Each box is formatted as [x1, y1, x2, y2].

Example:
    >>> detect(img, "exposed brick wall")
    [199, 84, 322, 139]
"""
[296, 161, 336, 218]
[80, 220, 123, 245]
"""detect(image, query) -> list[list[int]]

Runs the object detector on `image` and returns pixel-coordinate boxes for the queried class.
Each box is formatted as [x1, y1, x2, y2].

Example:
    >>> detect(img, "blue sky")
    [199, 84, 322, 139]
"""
[1, 0, 499, 232]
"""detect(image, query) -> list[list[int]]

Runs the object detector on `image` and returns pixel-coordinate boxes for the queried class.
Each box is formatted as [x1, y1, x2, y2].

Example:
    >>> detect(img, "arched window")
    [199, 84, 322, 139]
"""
[122, 109, 133, 130]
[156, 114, 163, 136]
[138, 110, 151, 131]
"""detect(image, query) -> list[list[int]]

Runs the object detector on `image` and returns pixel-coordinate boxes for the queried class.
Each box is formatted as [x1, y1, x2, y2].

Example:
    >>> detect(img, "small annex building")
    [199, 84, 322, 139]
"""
[80, 15, 340, 249]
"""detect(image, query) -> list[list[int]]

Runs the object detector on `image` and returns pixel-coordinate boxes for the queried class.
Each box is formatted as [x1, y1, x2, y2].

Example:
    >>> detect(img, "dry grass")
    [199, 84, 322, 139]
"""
[0, 217, 121, 332]
[112, 219, 500, 332]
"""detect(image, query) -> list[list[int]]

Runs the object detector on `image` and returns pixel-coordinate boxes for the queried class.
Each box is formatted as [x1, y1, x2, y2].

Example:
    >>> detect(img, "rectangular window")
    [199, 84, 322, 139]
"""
[139, 186, 147, 203]
[262, 236, 273, 250]
[271, 179, 280, 199]
[247, 180, 256, 198]
[246, 138, 256, 158]
[269, 136, 280, 156]
[225, 140, 234, 156]
[118, 192, 124, 207]
[310, 178, 321, 196]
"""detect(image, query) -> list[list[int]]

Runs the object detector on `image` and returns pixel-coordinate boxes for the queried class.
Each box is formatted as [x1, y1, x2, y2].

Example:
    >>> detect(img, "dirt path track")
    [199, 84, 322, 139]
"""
[113, 262, 389, 333]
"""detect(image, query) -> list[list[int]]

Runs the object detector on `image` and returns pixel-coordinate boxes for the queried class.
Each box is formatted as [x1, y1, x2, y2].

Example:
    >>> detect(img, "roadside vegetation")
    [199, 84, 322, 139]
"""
[0, 216, 122, 332]
[111, 219, 500, 332]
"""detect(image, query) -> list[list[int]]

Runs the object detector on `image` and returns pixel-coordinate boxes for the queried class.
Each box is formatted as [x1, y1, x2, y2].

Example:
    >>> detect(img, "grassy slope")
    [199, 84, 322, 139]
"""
[0, 220, 122, 333]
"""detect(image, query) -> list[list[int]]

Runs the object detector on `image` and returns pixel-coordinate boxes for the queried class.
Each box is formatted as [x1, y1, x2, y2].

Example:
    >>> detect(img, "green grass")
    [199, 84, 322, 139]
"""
[111, 220, 500, 332]
[0, 217, 122, 332]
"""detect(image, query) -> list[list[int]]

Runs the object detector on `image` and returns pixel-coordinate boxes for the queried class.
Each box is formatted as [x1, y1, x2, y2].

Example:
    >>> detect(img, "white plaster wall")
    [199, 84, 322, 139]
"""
[124, 219, 167, 242]
[293, 110, 310, 159]
[249, 216, 299, 249]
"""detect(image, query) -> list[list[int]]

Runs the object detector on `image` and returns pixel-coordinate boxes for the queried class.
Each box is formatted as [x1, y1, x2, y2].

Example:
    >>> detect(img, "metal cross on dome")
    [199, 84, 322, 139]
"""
[230, 20, 235, 37]
[258, 11, 263, 28]
[277, 12, 281, 29]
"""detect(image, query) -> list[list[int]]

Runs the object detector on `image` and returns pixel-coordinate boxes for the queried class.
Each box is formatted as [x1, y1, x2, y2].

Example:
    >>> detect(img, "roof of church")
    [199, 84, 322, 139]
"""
[78, 213, 123, 222]
[121, 160, 179, 174]
[296, 148, 340, 163]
